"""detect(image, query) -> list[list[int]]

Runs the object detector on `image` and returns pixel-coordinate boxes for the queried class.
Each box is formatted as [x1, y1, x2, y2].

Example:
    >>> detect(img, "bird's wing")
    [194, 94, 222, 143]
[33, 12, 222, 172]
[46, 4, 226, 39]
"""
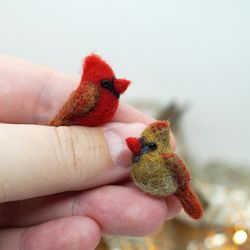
[50, 82, 99, 126]
[162, 153, 191, 188]
[162, 153, 203, 219]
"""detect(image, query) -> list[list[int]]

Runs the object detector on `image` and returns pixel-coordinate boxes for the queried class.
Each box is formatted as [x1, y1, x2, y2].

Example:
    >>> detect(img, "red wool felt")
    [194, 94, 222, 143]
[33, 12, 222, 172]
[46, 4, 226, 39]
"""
[161, 154, 191, 187]
[126, 137, 141, 155]
[162, 153, 203, 219]
[150, 120, 170, 132]
[161, 152, 176, 159]
[175, 187, 203, 220]
[82, 54, 115, 83]
[50, 54, 130, 127]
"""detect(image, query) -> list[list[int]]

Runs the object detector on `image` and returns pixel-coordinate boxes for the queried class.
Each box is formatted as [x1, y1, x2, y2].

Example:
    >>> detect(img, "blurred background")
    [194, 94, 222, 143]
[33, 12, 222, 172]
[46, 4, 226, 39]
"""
[1, 1, 250, 249]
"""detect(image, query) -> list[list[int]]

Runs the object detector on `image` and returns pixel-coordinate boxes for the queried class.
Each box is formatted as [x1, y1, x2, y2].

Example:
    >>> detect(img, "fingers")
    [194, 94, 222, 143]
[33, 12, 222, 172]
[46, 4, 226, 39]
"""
[0, 54, 77, 124]
[0, 55, 154, 125]
[0, 122, 146, 202]
[164, 195, 182, 220]
[0, 186, 182, 236]
[0, 55, 176, 147]
[0, 55, 145, 125]
[0, 55, 176, 148]
[113, 102, 155, 125]
[73, 186, 181, 236]
[0, 216, 101, 250]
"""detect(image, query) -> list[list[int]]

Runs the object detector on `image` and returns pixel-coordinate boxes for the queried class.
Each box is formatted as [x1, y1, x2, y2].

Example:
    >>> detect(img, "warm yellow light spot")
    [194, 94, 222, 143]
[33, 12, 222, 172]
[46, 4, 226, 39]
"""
[145, 237, 158, 250]
[148, 246, 157, 250]
[232, 230, 248, 245]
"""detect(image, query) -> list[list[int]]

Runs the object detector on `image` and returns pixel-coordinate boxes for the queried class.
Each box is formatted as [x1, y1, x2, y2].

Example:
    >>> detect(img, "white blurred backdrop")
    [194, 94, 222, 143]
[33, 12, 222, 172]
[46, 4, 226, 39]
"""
[0, 0, 249, 166]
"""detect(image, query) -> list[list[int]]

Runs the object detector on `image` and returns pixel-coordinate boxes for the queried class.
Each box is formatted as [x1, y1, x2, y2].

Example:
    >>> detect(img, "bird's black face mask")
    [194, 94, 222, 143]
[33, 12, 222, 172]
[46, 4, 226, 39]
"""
[101, 78, 120, 98]
[132, 137, 158, 163]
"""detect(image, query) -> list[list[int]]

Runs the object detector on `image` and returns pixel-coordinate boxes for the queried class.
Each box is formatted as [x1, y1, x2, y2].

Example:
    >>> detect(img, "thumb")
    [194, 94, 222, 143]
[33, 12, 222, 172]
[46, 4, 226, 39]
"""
[0, 123, 145, 202]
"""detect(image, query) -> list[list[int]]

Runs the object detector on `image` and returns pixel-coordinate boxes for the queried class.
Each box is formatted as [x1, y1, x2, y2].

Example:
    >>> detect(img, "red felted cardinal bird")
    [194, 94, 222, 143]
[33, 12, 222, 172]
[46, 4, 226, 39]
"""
[126, 121, 203, 220]
[50, 54, 130, 126]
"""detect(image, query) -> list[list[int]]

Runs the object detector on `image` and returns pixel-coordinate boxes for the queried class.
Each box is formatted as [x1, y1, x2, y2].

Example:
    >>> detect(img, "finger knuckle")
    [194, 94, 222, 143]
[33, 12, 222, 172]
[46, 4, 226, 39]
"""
[52, 126, 102, 186]
[53, 127, 81, 176]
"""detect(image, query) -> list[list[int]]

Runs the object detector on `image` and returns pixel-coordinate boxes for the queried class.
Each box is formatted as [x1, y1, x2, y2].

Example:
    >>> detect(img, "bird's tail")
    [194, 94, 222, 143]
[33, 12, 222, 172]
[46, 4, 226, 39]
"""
[175, 186, 203, 219]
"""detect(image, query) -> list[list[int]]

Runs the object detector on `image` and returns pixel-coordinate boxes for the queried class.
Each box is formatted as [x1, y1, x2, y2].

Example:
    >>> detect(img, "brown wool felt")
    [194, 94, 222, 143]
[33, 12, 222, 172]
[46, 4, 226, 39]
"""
[126, 121, 204, 220]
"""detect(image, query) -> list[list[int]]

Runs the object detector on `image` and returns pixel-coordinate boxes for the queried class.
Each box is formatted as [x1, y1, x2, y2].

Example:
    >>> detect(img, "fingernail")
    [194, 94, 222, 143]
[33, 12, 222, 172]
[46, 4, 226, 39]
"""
[103, 123, 146, 168]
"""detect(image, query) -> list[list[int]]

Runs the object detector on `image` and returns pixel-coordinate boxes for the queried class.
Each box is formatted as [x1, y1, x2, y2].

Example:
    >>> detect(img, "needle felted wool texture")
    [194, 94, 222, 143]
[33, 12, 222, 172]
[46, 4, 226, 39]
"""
[126, 121, 203, 220]
[50, 54, 130, 126]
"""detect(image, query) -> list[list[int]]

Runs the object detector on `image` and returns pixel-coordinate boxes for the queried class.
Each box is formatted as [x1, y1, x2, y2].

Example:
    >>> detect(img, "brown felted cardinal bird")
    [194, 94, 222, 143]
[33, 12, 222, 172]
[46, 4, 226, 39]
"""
[50, 54, 130, 126]
[126, 121, 203, 219]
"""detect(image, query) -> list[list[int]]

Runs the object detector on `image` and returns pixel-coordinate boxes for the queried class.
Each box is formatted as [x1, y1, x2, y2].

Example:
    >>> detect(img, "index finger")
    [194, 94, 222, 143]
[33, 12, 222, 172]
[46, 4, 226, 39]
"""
[0, 55, 154, 125]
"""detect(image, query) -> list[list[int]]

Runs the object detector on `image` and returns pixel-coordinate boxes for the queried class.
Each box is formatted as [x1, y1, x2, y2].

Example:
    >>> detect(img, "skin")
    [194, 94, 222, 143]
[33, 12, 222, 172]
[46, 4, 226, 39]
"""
[0, 55, 181, 250]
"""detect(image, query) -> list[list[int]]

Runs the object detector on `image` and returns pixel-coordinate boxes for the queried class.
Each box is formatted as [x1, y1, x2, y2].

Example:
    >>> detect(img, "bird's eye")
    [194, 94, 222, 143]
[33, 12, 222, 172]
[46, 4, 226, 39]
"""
[101, 79, 114, 89]
[148, 142, 157, 151]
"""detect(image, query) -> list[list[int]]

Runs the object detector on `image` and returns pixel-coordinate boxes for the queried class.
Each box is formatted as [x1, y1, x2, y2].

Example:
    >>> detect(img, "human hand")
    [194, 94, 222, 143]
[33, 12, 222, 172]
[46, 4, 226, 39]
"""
[0, 55, 181, 250]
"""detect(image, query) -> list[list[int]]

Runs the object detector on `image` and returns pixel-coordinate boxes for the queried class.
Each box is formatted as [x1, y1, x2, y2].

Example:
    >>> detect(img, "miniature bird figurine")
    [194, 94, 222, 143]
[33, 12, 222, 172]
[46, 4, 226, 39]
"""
[126, 121, 203, 219]
[50, 54, 130, 126]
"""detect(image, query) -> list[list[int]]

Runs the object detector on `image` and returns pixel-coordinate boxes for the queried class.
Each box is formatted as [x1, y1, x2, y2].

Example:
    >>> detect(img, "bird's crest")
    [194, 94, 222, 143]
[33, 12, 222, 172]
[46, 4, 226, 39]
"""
[81, 54, 115, 83]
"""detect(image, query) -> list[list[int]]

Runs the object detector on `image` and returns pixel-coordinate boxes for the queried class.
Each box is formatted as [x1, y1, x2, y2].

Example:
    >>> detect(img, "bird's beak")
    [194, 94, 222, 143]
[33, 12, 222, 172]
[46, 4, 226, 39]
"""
[115, 79, 130, 94]
[125, 137, 141, 155]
